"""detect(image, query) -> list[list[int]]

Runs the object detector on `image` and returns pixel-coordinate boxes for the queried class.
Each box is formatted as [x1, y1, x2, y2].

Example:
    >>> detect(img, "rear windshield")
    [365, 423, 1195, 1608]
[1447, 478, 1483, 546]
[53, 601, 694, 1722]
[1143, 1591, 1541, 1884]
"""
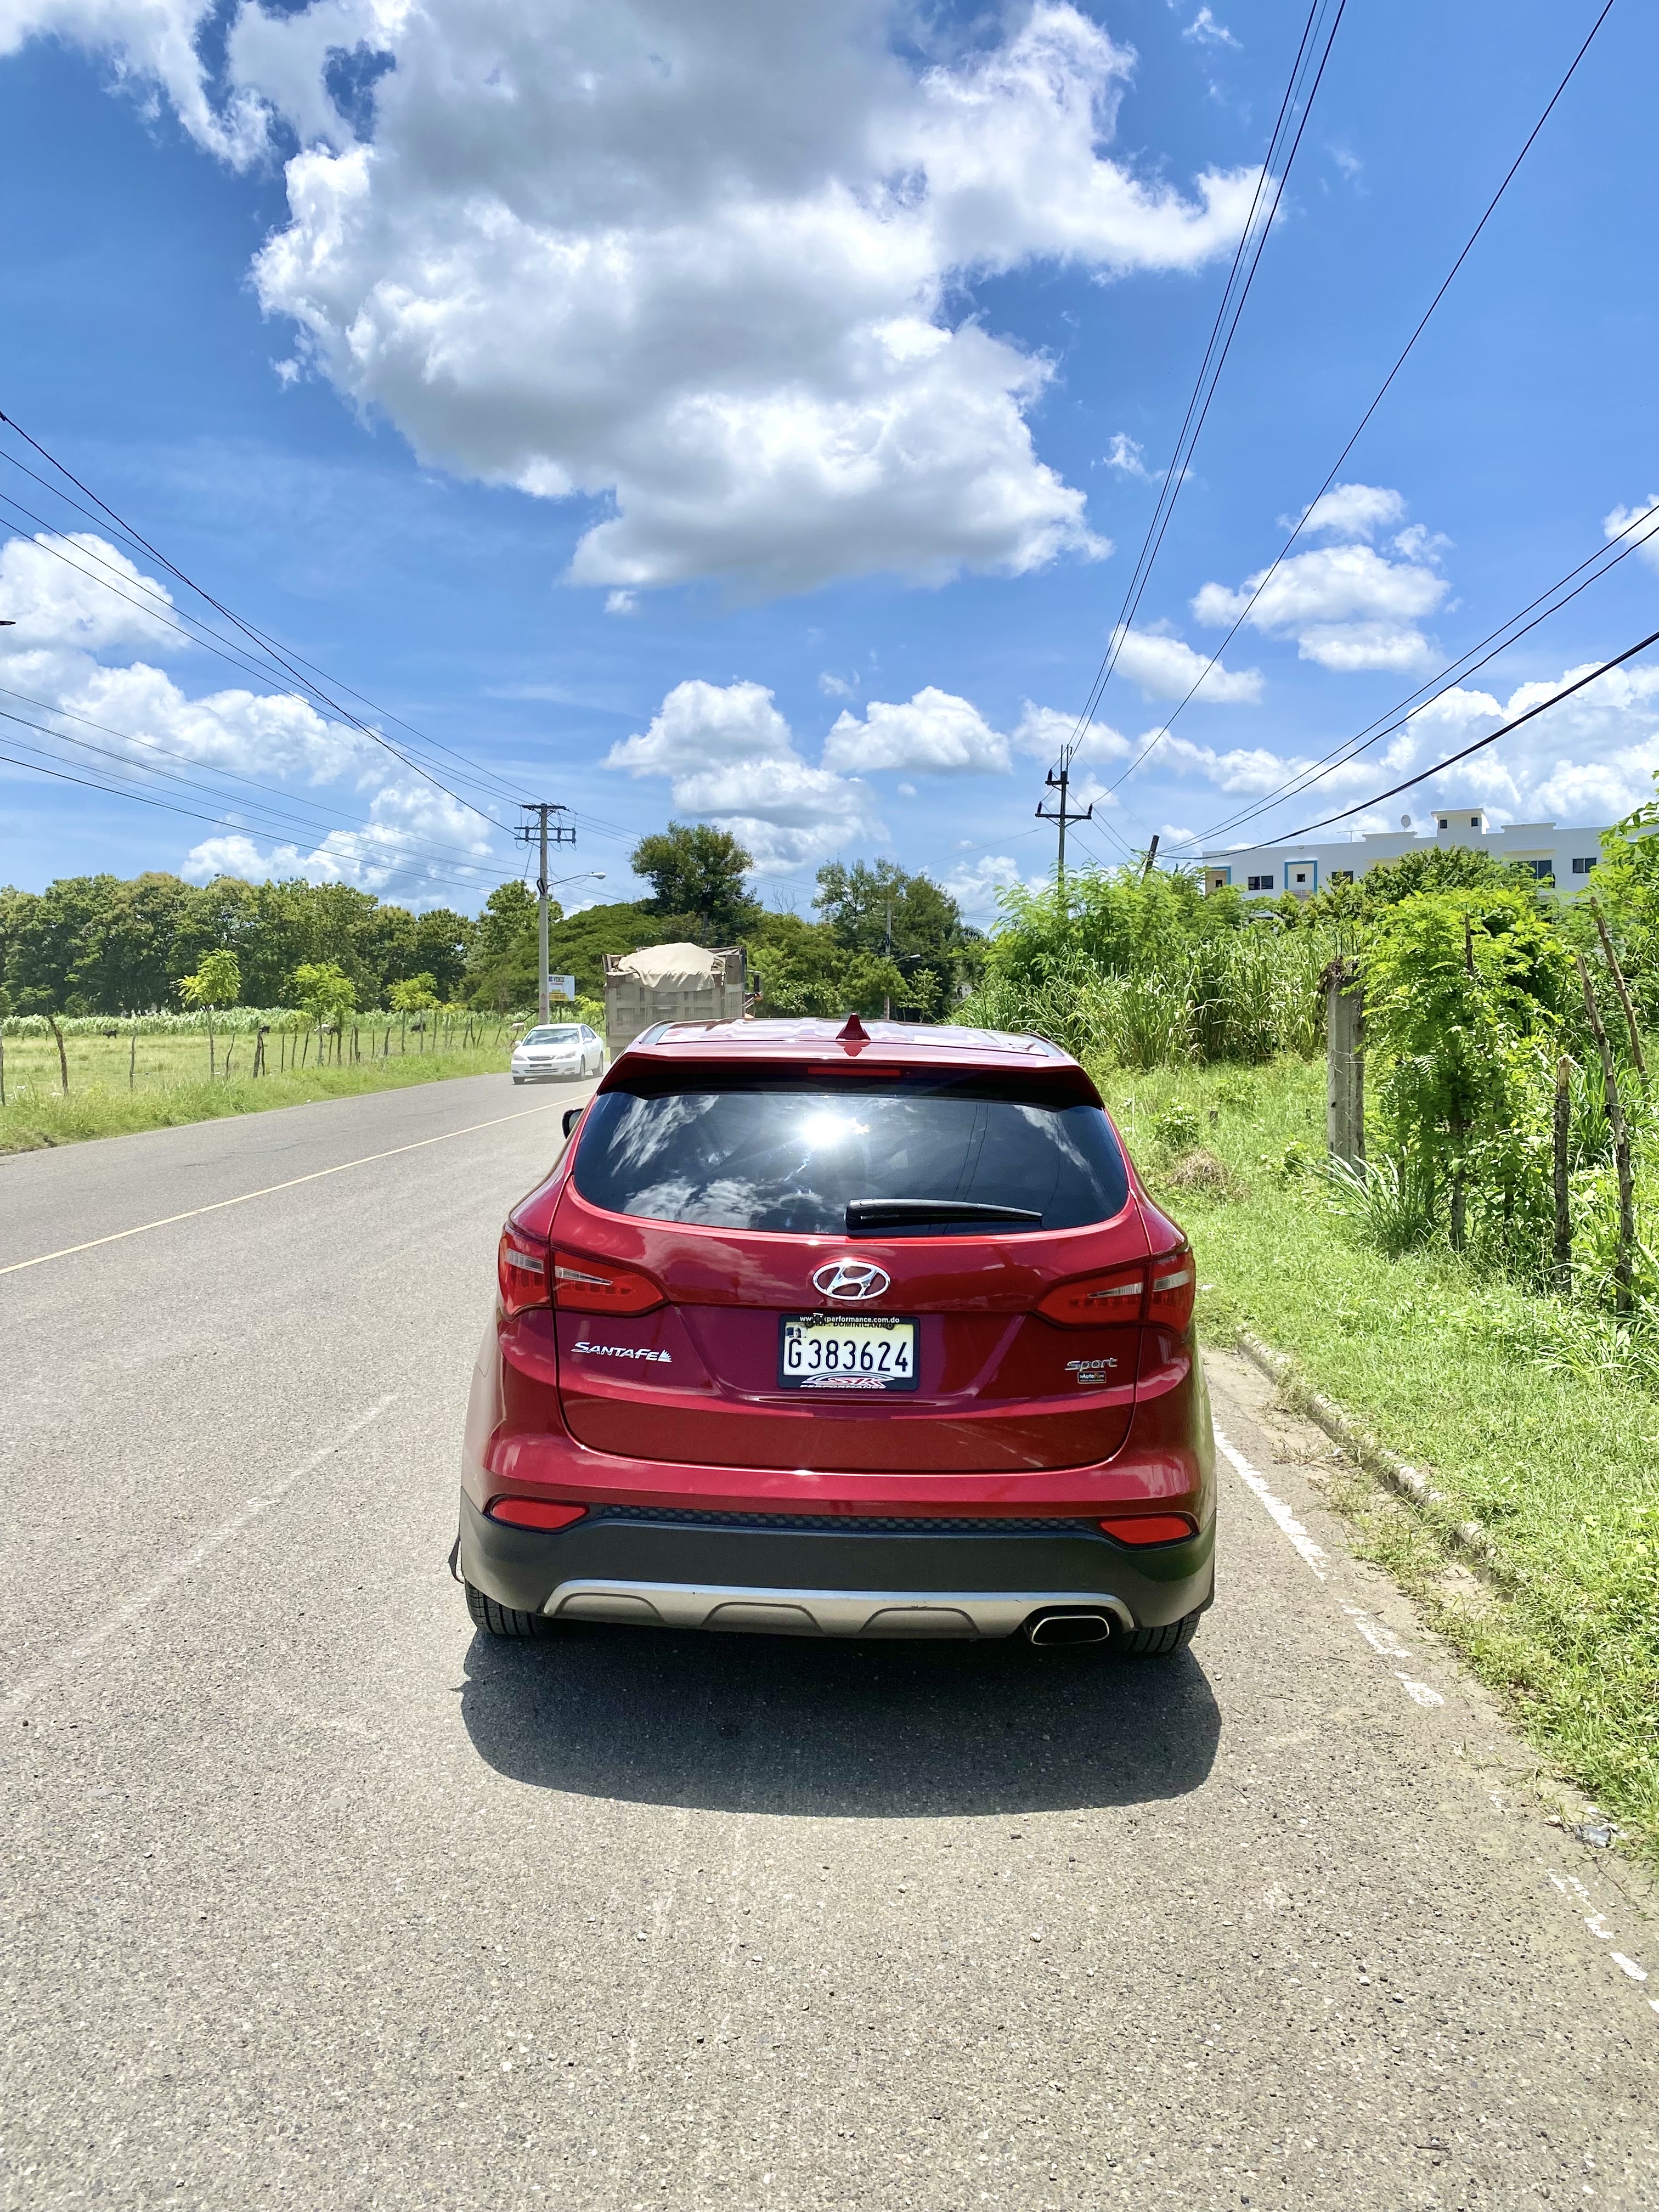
[572, 1077, 1129, 1234]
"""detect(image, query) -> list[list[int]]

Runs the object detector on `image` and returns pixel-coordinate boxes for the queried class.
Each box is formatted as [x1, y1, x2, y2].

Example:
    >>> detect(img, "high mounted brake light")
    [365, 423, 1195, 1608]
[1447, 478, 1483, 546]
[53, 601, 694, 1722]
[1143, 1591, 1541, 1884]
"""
[551, 1249, 666, 1316]
[497, 1226, 549, 1318]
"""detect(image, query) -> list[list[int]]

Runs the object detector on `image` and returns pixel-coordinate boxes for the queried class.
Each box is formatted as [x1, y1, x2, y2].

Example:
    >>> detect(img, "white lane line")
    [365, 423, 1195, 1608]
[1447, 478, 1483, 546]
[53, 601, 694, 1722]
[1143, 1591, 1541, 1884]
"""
[1393, 1673, 1445, 1708]
[1547, 1874, 1655, 2016]
[3, 1396, 394, 1712]
[1214, 1426, 1328, 1581]
[1218, 1430, 1452, 1712]
[1342, 1604, 1412, 1658]
[0, 1100, 566, 1278]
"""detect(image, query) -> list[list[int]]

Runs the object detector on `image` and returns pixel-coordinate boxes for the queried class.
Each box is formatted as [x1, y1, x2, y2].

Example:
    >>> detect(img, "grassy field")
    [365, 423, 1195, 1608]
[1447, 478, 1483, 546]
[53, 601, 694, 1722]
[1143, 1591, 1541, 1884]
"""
[0, 1028, 520, 1153]
[1109, 1053, 1659, 1863]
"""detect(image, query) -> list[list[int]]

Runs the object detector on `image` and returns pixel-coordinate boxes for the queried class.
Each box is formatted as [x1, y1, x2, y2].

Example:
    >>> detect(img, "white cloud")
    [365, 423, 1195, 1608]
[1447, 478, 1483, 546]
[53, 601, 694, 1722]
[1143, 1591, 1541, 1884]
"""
[819, 671, 857, 699]
[179, 778, 494, 899]
[940, 850, 1048, 922]
[1605, 494, 1659, 573]
[9, 0, 1261, 596]
[822, 687, 1010, 774]
[0, 529, 499, 902]
[1108, 624, 1261, 703]
[1182, 8, 1239, 48]
[1291, 482, 1406, 540]
[0, 532, 178, 662]
[1105, 431, 1154, 479]
[1012, 699, 1134, 766]
[606, 677, 882, 871]
[1193, 519, 1448, 673]
[1176, 657, 1659, 837]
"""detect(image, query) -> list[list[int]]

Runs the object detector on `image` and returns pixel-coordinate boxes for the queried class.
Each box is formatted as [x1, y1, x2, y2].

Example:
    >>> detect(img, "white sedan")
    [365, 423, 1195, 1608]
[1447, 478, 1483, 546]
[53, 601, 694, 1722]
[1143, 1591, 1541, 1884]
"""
[510, 1022, 605, 1082]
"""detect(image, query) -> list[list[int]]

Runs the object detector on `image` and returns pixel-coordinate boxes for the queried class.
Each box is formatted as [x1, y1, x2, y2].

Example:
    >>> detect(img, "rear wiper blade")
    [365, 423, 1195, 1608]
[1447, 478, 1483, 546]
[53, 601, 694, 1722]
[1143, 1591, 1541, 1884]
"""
[845, 1198, 1043, 1230]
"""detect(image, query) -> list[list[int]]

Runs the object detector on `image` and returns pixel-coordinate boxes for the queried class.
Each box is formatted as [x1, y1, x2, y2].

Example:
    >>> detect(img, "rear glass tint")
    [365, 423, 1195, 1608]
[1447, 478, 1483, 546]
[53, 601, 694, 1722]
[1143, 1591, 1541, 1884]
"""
[573, 1079, 1130, 1233]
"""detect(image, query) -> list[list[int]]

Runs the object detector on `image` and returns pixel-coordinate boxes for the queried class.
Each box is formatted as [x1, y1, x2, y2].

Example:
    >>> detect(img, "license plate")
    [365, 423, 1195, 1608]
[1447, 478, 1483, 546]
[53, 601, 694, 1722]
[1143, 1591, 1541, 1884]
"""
[778, 1314, 919, 1392]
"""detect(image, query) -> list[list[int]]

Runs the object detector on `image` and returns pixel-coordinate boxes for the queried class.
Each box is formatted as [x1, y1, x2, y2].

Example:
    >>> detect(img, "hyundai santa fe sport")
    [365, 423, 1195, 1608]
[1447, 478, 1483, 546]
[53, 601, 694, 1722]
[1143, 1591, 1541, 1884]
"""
[455, 1017, 1215, 1654]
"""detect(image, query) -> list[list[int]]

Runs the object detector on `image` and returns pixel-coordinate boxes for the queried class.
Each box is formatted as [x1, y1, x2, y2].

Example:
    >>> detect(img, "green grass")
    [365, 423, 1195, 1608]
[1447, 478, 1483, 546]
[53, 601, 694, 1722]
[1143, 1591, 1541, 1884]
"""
[0, 1036, 521, 1154]
[1110, 1054, 1659, 1864]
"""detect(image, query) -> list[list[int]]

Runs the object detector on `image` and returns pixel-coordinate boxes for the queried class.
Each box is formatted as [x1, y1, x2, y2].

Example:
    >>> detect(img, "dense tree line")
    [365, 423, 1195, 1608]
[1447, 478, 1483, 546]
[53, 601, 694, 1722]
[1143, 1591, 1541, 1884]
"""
[0, 823, 981, 1018]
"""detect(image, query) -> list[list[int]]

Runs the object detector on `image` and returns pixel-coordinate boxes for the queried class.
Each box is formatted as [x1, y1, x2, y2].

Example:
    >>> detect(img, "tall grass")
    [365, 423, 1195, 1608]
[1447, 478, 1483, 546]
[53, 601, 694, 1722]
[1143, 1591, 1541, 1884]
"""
[961, 924, 1330, 1070]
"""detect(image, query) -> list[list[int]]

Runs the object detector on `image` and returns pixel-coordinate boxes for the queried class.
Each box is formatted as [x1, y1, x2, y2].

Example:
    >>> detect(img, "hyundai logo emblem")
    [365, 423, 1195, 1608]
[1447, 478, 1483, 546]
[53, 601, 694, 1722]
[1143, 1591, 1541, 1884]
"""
[811, 1259, 891, 1302]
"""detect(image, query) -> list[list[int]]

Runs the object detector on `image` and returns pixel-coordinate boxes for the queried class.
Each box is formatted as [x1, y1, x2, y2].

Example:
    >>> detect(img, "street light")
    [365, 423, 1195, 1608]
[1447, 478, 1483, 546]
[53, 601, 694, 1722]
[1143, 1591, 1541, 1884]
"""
[540, 873, 605, 1009]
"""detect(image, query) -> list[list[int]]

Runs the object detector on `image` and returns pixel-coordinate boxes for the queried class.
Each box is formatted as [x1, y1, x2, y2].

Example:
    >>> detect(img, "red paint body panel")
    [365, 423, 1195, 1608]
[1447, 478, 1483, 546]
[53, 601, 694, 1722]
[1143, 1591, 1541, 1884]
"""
[469, 1020, 1212, 1529]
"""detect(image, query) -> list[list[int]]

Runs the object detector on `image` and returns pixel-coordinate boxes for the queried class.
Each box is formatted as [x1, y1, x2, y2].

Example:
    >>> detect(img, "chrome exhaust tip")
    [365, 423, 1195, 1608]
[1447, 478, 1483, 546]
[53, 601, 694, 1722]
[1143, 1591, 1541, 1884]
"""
[1026, 1610, 1114, 1648]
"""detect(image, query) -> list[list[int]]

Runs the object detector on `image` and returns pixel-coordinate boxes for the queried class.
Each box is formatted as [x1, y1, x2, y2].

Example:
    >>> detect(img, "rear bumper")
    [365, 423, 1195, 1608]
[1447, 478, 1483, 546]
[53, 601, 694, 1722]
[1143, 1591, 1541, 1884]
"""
[456, 1492, 1215, 1639]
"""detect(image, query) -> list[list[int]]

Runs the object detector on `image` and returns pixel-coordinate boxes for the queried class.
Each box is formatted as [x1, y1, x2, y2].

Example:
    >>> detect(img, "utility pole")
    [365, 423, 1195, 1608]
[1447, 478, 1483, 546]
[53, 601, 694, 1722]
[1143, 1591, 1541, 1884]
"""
[514, 803, 575, 1023]
[1036, 761, 1093, 902]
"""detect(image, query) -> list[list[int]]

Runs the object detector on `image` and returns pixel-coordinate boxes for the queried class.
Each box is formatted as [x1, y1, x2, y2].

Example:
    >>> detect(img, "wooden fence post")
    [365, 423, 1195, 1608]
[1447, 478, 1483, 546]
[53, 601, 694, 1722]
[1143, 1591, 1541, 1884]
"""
[1553, 1055, 1573, 1296]
[47, 1012, 70, 1097]
[1325, 961, 1364, 1169]
[1590, 896, 1647, 1096]
[1577, 950, 1634, 1316]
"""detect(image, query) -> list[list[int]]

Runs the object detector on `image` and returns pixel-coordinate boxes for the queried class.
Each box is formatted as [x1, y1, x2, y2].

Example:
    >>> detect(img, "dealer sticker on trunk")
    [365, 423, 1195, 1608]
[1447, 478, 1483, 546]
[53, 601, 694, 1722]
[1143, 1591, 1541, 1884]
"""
[779, 1314, 919, 1392]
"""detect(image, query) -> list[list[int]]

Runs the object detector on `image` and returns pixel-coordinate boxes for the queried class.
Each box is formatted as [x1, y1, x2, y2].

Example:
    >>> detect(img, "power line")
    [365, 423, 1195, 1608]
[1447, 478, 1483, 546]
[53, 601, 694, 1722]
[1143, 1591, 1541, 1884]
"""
[0, 680, 525, 876]
[0, 740, 506, 902]
[0, 437, 537, 809]
[1044, 0, 1347, 822]
[1260, 625, 1659, 845]
[1100, 0, 1620, 803]
[0, 409, 531, 830]
[0, 496, 527, 831]
[1170, 496, 1659, 855]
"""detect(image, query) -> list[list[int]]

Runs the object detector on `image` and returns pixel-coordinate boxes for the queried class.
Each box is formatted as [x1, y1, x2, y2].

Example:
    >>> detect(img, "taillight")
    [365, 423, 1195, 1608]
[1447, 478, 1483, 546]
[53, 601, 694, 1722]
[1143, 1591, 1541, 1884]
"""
[498, 1225, 549, 1317]
[1147, 1243, 1195, 1330]
[551, 1248, 666, 1316]
[486, 1497, 588, 1531]
[1099, 1513, 1198, 1545]
[1037, 1258, 1146, 1326]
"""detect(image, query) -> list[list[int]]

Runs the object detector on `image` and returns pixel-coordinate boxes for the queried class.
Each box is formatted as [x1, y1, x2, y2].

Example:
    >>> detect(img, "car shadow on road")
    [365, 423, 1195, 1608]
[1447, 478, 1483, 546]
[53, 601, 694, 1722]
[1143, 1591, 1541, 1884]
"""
[459, 1626, 1220, 1816]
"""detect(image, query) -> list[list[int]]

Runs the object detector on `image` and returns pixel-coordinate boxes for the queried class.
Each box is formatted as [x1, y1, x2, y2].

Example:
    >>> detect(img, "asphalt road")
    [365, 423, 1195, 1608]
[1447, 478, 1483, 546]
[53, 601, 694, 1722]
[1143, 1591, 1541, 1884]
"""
[3, 1074, 1656, 2210]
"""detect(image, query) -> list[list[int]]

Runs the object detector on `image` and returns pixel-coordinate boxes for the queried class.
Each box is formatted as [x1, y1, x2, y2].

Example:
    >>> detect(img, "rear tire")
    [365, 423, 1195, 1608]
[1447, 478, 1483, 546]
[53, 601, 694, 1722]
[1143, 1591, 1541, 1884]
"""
[465, 1580, 558, 1639]
[1116, 1609, 1202, 1658]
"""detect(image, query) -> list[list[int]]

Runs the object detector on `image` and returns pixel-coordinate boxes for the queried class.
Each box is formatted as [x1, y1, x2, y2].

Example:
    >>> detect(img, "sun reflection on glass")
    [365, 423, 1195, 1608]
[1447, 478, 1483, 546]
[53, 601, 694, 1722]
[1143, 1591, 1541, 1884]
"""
[799, 1111, 869, 1150]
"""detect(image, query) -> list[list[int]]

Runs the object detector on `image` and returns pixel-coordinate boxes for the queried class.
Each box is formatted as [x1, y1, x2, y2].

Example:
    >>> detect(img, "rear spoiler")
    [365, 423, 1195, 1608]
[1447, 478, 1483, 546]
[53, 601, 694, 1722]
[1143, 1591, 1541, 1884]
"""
[595, 1053, 1104, 1111]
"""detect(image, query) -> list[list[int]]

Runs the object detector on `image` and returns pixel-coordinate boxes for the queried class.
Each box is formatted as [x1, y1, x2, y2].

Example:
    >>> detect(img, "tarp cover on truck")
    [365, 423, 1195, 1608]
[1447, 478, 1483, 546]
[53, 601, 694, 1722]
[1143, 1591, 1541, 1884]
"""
[611, 943, 727, 990]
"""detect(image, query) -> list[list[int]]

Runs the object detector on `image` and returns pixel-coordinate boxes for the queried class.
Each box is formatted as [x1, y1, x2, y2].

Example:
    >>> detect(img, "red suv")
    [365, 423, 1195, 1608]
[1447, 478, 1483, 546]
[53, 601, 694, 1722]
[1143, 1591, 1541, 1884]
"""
[456, 1018, 1214, 1654]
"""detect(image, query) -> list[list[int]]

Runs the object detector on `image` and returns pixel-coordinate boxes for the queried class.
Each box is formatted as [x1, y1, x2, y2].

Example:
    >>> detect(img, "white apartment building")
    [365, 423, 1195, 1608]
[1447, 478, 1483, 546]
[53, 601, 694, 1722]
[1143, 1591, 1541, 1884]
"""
[1201, 808, 1610, 900]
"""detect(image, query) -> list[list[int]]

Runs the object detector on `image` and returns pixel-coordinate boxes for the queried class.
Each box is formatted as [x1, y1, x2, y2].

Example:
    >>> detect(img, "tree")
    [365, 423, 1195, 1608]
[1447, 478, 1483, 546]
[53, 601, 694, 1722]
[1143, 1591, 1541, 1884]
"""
[177, 947, 242, 1078]
[462, 881, 555, 1011]
[1360, 888, 1570, 1251]
[388, 971, 439, 1051]
[292, 959, 358, 1064]
[631, 823, 760, 942]
[812, 859, 975, 1015]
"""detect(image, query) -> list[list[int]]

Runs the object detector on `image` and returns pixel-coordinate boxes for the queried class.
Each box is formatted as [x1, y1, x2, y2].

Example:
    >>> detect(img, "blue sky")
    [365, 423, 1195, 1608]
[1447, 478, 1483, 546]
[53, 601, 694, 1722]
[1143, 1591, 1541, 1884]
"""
[0, 0, 1654, 921]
